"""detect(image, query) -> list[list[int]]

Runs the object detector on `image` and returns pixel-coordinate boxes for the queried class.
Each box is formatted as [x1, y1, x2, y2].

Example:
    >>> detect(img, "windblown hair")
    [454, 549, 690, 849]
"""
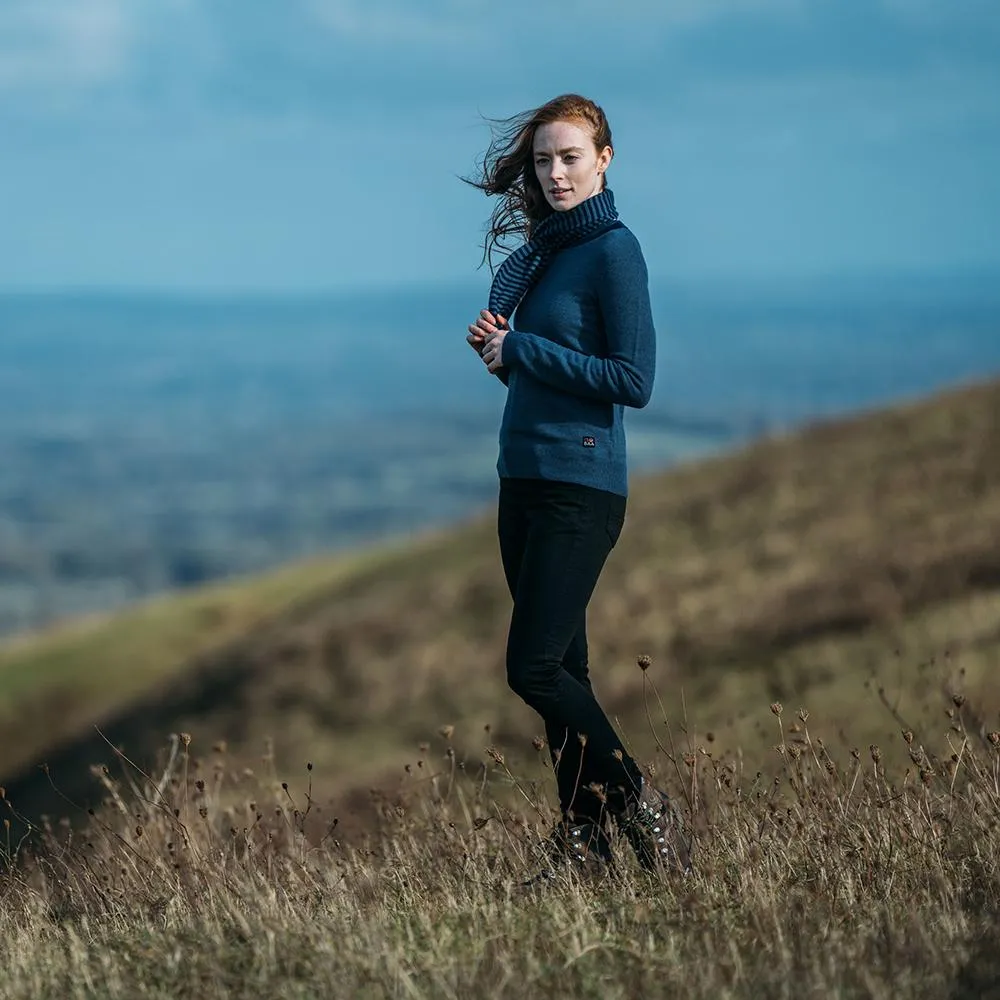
[464, 93, 613, 272]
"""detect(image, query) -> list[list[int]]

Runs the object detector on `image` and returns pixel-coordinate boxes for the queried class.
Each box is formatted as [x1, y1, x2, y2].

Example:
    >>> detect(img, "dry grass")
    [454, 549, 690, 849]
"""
[3, 671, 1000, 999]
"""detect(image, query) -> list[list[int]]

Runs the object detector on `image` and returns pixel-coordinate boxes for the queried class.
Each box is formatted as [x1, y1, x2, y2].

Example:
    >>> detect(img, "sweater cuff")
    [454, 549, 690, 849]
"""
[501, 328, 524, 369]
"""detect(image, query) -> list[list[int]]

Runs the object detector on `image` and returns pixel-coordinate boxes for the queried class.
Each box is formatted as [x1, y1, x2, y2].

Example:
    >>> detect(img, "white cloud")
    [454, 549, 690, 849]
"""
[0, 0, 133, 93]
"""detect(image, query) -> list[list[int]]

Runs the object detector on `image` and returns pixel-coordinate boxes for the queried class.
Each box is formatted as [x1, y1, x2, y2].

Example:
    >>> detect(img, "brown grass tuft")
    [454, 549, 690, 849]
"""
[2, 676, 1000, 999]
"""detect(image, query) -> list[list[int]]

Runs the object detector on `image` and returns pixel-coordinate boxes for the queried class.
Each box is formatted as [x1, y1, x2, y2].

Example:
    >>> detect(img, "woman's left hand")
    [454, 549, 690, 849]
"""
[482, 329, 506, 372]
[472, 309, 508, 373]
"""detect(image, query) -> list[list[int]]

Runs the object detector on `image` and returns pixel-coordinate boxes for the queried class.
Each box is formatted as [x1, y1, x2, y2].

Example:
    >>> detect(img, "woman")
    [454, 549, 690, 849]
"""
[465, 93, 691, 878]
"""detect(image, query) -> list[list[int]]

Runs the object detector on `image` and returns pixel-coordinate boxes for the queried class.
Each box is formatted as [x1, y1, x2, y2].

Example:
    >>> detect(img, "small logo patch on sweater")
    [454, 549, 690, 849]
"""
[582, 436, 596, 448]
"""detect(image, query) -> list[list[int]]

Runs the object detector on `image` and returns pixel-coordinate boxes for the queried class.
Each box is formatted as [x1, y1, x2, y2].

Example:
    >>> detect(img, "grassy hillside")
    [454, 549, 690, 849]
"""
[2, 376, 1000, 829]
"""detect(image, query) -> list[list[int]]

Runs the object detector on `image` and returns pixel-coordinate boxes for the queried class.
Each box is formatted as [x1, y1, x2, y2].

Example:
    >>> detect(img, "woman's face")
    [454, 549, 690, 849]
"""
[533, 119, 612, 213]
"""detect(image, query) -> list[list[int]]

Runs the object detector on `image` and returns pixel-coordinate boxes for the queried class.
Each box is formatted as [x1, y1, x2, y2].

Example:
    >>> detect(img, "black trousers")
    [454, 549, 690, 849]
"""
[497, 476, 644, 824]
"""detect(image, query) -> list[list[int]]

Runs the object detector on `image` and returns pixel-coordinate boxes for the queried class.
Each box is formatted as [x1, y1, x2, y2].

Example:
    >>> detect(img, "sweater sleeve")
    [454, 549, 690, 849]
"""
[499, 237, 655, 408]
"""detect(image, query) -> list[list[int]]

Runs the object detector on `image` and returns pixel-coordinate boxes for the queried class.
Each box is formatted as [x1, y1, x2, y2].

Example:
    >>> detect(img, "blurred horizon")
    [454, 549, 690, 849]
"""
[4, 264, 1000, 302]
[3, 273, 1000, 640]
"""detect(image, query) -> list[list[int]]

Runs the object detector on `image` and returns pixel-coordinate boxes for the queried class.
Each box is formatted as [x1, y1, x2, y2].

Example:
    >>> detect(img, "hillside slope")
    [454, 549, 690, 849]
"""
[3, 376, 1000, 826]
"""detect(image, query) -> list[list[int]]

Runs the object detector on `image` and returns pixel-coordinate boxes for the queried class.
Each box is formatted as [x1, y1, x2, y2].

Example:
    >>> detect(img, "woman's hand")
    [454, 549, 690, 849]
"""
[482, 329, 506, 373]
[467, 309, 508, 371]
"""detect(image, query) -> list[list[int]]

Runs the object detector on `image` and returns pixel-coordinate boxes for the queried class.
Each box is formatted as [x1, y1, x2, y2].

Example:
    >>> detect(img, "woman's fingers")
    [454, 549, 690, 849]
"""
[468, 311, 503, 368]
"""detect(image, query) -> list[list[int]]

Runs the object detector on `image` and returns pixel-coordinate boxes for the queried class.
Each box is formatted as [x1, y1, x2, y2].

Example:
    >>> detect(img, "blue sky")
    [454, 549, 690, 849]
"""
[1, 0, 997, 292]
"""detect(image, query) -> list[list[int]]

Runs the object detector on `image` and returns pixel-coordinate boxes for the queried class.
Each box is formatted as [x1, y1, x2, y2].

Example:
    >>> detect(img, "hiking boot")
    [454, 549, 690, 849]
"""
[520, 817, 614, 886]
[618, 778, 692, 875]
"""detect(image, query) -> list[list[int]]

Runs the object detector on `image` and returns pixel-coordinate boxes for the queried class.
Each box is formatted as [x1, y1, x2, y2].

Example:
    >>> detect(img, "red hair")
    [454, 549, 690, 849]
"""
[464, 93, 614, 271]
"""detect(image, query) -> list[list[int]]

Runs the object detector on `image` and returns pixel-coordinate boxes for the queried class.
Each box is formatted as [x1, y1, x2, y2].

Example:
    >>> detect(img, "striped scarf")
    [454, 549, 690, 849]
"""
[488, 187, 619, 322]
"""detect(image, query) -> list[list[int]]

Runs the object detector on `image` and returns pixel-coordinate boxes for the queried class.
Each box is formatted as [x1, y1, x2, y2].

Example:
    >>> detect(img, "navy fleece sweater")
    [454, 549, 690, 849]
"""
[495, 222, 656, 497]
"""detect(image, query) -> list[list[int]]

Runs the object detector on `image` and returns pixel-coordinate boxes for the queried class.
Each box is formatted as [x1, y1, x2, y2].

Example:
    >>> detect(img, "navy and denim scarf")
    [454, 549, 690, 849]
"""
[488, 188, 619, 322]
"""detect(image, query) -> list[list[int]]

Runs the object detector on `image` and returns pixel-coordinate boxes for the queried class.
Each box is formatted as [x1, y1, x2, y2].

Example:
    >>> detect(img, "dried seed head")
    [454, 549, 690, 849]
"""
[577, 732, 588, 747]
[586, 782, 607, 803]
[683, 753, 696, 768]
[180, 733, 192, 748]
[824, 759, 836, 775]
[531, 737, 545, 752]
[797, 708, 809, 723]
[851, 748, 861, 760]
[988, 732, 1000, 747]
[952, 693, 966, 708]
[486, 747, 504, 765]
[637, 654, 652, 672]
[439, 725, 454, 741]
[920, 768, 934, 784]
[870, 744, 881, 763]
[213, 741, 227, 753]
[788, 746, 802, 760]
[902, 729, 914, 745]
[611, 748, 623, 761]
[770, 702, 783, 717]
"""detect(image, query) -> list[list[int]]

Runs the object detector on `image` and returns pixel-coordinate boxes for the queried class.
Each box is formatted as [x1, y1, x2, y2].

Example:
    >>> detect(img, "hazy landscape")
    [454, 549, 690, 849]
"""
[2, 273, 999, 639]
[3, 273, 1000, 998]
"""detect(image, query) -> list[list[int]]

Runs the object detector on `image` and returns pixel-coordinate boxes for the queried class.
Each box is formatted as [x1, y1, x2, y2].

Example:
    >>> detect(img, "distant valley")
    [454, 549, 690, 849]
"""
[1, 273, 998, 639]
